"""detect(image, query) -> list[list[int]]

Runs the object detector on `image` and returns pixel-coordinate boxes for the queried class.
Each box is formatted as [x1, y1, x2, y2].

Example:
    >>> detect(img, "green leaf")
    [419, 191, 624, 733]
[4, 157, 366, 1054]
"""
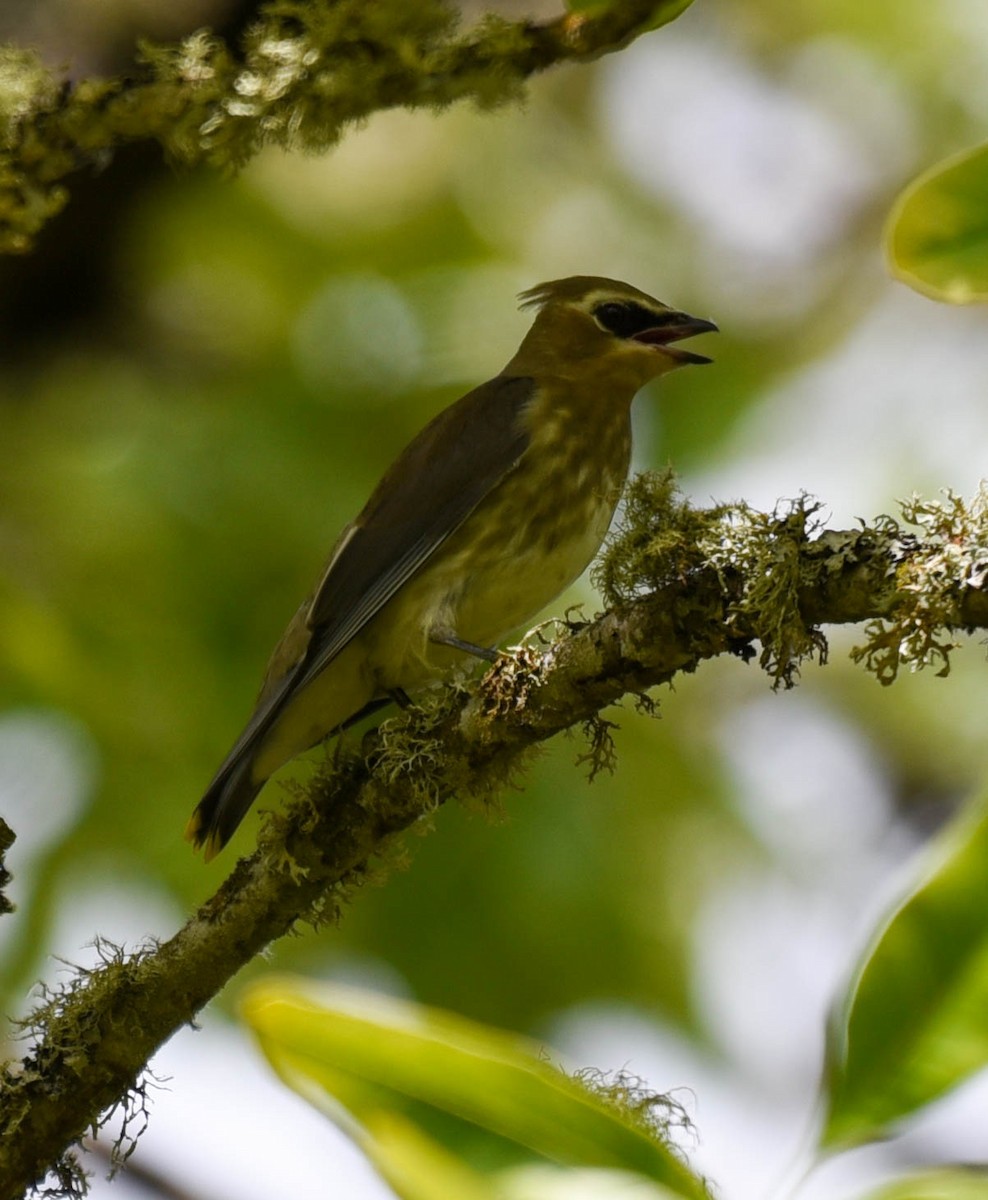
[501, 1164, 690, 1199]
[823, 794, 988, 1146]
[886, 141, 988, 303]
[859, 1169, 988, 1200]
[359, 1111, 501, 1200]
[564, 0, 695, 32]
[241, 978, 706, 1199]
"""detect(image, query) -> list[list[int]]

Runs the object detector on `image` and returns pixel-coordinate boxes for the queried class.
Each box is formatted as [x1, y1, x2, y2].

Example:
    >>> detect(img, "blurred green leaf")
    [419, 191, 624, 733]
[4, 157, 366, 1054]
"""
[241, 978, 706, 1199]
[824, 793, 988, 1146]
[502, 1165, 689, 1200]
[886, 142, 988, 303]
[859, 1169, 988, 1200]
[564, 0, 695, 30]
[359, 1111, 500, 1200]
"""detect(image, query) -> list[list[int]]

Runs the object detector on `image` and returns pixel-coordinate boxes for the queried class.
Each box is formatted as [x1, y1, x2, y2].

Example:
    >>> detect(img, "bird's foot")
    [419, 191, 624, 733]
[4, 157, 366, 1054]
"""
[429, 632, 499, 663]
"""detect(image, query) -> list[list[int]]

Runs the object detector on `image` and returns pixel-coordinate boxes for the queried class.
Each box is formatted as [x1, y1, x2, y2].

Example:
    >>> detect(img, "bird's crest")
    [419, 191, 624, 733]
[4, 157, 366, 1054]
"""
[517, 276, 659, 313]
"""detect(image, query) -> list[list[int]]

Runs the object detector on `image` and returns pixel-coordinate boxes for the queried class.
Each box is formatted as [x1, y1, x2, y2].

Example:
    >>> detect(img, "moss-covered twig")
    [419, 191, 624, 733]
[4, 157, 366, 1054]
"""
[0, 818, 14, 918]
[0, 0, 692, 252]
[4, 474, 988, 1197]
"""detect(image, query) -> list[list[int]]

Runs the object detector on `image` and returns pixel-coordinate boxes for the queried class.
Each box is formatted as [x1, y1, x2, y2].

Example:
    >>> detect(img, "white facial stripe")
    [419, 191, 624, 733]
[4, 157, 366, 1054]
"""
[577, 290, 669, 324]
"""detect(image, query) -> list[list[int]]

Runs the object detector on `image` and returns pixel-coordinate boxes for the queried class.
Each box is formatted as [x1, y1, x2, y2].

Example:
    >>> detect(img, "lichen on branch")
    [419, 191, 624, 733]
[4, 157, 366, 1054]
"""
[0, 817, 14, 917]
[599, 472, 831, 687]
[850, 485, 988, 683]
[0, 0, 692, 252]
[599, 471, 988, 689]
[4, 472, 988, 1199]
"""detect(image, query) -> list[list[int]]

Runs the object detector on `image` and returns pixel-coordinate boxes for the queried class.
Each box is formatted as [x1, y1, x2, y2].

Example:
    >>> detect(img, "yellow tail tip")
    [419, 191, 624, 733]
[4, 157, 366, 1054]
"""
[184, 813, 222, 862]
[184, 812, 202, 846]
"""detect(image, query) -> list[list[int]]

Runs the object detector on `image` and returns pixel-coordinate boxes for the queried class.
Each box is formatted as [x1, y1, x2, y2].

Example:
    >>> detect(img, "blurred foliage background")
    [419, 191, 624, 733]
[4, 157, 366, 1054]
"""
[2, 0, 988, 1196]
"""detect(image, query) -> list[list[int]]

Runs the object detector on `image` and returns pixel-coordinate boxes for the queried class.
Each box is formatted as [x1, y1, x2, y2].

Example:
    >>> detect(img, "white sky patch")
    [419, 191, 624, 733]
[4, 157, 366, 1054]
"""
[42, 872, 183, 975]
[600, 36, 889, 262]
[597, 31, 918, 332]
[0, 710, 95, 862]
[687, 284, 988, 523]
[716, 695, 901, 878]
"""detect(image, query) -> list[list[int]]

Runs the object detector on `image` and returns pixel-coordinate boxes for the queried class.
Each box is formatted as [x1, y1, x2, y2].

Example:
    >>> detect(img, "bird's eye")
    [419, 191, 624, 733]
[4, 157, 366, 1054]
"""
[593, 301, 659, 339]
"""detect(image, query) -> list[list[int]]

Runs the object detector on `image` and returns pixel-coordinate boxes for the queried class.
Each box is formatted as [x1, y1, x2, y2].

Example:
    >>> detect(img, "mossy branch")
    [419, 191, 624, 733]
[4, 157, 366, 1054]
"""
[4, 473, 988, 1197]
[0, 0, 691, 253]
[0, 818, 14, 918]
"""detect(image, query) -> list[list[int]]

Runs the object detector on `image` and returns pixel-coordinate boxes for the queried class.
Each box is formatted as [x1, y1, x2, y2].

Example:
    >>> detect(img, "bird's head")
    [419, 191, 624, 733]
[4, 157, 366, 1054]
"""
[508, 276, 717, 389]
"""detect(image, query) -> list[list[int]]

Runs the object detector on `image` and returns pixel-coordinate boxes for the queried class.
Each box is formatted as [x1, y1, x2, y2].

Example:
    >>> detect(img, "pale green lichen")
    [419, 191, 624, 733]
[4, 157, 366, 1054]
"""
[0, 0, 680, 251]
[0, 47, 60, 139]
[365, 687, 459, 811]
[13, 937, 163, 1198]
[699, 494, 829, 687]
[572, 1065, 698, 1155]
[2, 1, 481, 248]
[598, 471, 827, 687]
[594, 469, 729, 601]
[0, 47, 69, 251]
[604, 473, 988, 690]
[852, 485, 988, 684]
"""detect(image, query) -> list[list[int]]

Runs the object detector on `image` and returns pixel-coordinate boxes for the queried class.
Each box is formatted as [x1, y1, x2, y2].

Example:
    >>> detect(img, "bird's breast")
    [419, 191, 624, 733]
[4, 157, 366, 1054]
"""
[365, 397, 632, 689]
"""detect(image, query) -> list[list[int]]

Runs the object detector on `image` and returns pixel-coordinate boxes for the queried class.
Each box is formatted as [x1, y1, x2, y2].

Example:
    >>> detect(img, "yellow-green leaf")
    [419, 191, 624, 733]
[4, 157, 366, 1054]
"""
[564, 0, 695, 32]
[824, 795, 988, 1146]
[502, 1164, 691, 1199]
[886, 142, 988, 303]
[859, 1169, 988, 1200]
[241, 978, 705, 1199]
[361, 1111, 500, 1200]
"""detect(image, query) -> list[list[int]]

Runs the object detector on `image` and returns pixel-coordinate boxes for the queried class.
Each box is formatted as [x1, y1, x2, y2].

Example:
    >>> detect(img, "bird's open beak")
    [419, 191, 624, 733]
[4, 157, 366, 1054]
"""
[632, 313, 718, 364]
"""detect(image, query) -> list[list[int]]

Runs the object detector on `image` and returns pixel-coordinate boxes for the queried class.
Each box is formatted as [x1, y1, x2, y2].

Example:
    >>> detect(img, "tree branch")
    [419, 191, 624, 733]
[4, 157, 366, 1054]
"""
[3, 478, 988, 1196]
[0, 0, 692, 252]
[0, 819, 14, 918]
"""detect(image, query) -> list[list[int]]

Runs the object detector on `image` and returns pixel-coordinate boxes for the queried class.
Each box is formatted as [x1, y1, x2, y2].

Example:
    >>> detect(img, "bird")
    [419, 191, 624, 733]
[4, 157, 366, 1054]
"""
[186, 276, 716, 859]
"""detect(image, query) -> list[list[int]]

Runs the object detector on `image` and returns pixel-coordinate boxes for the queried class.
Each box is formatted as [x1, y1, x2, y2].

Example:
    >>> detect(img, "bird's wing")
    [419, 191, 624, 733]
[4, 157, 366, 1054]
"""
[297, 373, 535, 688]
[204, 375, 535, 785]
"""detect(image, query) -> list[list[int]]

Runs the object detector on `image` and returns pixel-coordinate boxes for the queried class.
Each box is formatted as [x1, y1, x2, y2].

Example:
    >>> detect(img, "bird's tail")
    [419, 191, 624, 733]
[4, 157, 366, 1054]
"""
[186, 638, 389, 860]
[185, 755, 264, 862]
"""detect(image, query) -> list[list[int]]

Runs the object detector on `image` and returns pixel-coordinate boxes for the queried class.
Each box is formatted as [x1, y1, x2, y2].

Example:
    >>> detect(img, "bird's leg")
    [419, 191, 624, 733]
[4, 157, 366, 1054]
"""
[429, 631, 500, 663]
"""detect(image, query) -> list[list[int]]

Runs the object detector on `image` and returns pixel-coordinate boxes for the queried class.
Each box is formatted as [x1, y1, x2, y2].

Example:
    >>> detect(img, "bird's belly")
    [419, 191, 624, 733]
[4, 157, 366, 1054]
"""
[452, 504, 610, 644]
[364, 486, 618, 691]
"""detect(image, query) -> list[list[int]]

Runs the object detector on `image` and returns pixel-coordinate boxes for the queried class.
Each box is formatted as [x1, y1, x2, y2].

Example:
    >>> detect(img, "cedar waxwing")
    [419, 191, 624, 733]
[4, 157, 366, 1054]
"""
[187, 277, 716, 859]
